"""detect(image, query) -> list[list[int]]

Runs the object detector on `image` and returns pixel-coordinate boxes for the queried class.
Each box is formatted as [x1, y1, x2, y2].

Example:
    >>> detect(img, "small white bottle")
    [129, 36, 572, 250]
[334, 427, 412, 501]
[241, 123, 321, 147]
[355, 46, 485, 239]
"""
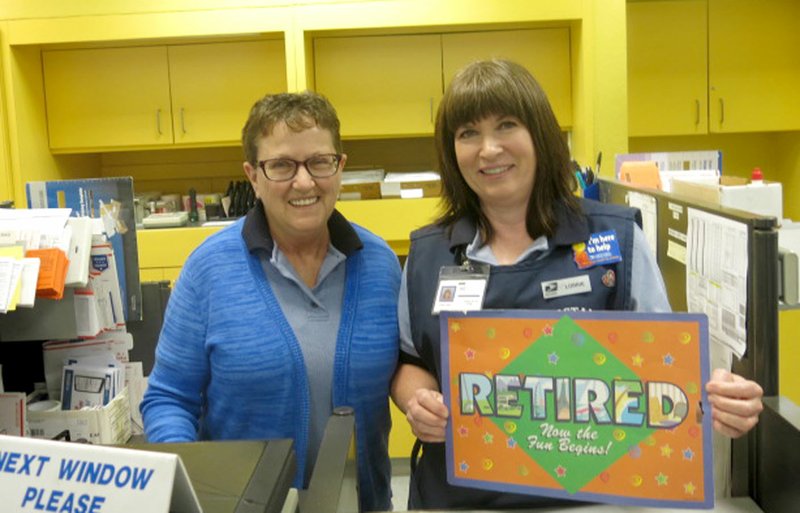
[750, 167, 764, 186]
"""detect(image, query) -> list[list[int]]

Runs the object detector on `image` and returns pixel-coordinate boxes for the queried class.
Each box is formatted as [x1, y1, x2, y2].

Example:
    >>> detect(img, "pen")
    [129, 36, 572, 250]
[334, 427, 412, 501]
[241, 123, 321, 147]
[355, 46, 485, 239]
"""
[595, 151, 603, 177]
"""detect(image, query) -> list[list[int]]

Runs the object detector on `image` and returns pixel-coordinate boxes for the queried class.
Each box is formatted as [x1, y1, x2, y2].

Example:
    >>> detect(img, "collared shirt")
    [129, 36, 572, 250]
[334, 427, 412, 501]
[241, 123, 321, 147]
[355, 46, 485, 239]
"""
[399, 223, 670, 357]
[242, 202, 362, 483]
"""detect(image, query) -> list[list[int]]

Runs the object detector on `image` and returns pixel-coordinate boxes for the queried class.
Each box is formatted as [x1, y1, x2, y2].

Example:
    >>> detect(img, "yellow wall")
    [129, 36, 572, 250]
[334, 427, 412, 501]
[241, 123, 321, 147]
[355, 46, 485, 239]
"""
[0, 0, 628, 208]
[775, 132, 800, 220]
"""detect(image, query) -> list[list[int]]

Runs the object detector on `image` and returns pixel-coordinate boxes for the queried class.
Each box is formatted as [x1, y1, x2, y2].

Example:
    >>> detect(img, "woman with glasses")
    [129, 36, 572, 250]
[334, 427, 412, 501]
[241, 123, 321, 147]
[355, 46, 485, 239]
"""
[141, 92, 400, 512]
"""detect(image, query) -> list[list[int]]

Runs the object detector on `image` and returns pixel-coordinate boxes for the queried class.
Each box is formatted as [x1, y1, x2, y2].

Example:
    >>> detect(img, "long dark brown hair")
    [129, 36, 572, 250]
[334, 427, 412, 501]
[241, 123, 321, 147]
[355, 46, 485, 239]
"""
[435, 59, 578, 241]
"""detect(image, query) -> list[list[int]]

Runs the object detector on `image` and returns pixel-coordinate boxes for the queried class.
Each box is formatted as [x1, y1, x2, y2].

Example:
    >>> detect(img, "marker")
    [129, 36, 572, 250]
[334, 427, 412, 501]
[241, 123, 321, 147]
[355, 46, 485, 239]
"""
[575, 170, 587, 190]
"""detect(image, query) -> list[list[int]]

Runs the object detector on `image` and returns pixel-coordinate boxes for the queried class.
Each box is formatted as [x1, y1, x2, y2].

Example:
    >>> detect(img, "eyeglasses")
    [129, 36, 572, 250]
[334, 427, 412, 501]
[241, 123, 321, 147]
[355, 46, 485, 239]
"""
[257, 153, 342, 182]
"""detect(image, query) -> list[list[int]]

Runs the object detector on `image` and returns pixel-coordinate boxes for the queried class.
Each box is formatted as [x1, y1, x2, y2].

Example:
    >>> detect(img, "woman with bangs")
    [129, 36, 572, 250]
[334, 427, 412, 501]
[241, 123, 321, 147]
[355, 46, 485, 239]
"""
[391, 59, 764, 510]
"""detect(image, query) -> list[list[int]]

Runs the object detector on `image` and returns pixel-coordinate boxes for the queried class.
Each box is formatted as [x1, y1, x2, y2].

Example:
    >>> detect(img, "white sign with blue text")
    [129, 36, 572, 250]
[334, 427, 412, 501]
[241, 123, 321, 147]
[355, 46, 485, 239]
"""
[0, 434, 202, 513]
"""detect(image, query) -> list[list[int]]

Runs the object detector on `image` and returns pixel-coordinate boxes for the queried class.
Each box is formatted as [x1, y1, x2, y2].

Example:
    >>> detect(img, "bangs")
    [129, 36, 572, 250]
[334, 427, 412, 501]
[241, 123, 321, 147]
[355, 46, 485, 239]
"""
[442, 67, 528, 132]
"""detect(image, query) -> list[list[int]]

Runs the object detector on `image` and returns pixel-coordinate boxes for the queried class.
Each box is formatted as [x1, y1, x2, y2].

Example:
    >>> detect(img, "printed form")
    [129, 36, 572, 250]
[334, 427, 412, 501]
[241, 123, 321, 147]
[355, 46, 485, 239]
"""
[686, 208, 748, 358]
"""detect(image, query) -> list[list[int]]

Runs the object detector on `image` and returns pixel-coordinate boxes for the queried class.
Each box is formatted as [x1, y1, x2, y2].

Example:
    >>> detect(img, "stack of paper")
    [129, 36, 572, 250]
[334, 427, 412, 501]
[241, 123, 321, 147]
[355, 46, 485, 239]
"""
[0, 246, 25, 313]
[61, 361, 124, 410]
[0, 208, 88, 312]
[26, 248, 69, 300]
[42, 332, 132, 401]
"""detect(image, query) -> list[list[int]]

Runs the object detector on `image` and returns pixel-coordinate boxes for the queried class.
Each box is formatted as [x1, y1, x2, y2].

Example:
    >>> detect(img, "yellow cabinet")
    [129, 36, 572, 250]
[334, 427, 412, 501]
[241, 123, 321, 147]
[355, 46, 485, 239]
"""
[708, 0, 800, 133]
[44, 46, 174, 150]
[44, 40, 287, 152]
[314, 28, 573, 138]
[627, 0, 708, 136]
[168, 41, 287, 145]
[314, 34, 442, 138]
[442, 28, 573, 128]
[628, 0, 800, 136]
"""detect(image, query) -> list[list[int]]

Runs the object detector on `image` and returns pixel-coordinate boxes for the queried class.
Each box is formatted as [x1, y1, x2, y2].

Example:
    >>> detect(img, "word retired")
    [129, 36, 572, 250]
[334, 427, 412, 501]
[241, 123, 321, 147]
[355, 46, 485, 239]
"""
[459, 374, 690, 428]
[1, 450, 155, 512]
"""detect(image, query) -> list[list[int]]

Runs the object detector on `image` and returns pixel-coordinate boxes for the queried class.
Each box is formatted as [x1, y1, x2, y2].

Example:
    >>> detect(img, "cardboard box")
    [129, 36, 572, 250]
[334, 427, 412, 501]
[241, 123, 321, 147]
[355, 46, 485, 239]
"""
[27, 387, 131, 444]
[671, 175, 783, 220]
[339, 169, 385, 201]
[381, 171, 442, 198]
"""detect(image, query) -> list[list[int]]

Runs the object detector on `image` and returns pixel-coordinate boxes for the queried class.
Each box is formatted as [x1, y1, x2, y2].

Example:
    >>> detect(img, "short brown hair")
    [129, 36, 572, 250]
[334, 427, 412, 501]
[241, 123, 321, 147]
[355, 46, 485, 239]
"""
[435, 59, 578, 241]
[242, 91, 343, 165]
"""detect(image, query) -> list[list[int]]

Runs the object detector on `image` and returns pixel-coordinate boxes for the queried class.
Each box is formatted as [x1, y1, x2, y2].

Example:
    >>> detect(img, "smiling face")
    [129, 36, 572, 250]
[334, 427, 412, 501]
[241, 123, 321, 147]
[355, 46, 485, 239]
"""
[454, 114, 536, 212]
[243, 121, 345, 245]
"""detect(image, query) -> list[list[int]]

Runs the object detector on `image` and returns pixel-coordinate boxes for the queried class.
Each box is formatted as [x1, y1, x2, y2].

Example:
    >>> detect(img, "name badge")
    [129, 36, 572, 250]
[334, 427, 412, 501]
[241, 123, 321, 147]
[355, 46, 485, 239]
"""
[541, 275, 592, 299]
[433, 263, 490, 314]
[573, 229, 623, 270]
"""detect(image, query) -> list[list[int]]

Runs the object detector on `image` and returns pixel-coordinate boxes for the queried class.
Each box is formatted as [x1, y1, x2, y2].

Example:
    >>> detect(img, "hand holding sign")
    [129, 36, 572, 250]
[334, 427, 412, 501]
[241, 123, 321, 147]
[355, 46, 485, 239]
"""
[706, 369, 764, 439]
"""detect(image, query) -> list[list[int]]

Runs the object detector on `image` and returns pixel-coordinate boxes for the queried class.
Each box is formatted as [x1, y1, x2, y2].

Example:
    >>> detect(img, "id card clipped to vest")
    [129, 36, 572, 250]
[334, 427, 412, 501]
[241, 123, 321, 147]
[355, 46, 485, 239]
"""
[432, 261, 490, 314]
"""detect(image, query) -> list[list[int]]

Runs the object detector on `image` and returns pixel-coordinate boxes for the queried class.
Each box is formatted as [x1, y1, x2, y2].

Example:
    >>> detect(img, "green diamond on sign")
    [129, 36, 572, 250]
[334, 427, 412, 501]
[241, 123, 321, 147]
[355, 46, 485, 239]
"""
[492, 316, 654, 494]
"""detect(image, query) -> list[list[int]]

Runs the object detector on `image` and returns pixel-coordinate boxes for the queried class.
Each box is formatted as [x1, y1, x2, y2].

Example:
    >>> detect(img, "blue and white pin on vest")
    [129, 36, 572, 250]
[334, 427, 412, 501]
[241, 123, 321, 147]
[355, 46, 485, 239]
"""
[572, 230, 623, 270]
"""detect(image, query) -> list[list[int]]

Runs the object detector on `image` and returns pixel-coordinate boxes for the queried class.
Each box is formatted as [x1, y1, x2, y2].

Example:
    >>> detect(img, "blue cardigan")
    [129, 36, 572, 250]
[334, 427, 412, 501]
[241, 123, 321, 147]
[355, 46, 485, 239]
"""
[141, 215, 400, 512]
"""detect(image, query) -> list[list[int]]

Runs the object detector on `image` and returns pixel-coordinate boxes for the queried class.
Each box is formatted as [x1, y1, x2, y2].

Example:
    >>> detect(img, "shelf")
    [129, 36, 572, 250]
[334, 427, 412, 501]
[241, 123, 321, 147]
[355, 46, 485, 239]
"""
[136, 197, 442, 279]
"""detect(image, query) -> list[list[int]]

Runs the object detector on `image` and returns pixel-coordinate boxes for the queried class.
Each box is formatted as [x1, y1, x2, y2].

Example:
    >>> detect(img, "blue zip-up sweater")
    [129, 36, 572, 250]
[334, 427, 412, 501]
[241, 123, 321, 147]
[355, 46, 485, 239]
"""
[141, 206, 400, 512]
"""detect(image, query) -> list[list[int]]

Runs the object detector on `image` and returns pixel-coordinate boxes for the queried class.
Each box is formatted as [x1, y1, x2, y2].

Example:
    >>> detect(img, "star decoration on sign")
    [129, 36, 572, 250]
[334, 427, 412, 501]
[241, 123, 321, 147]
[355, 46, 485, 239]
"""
[682, 448, 695, 461]
[655, 472, 669, 486]
[506, 437, 517, 449]
[483, 432, 494, 444]
[451, 322, 461, 332]
[542, 324, 554, 336]
[555, 465, 567, 478]
[663, 353, 675, 366]
[631, 353, 644, 367]
[660, 444, 674, 458]
[684, 482, 696, 495]
[458, 425, 469, 437]
[464, 348, 476, 360]
[459, 461, 469, 473]
[548, 352, 560, 365]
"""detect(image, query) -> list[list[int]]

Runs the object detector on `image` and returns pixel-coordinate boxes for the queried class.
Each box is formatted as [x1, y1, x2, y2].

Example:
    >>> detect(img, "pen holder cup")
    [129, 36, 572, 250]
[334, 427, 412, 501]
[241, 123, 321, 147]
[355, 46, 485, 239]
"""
[583, 182, 599, 201]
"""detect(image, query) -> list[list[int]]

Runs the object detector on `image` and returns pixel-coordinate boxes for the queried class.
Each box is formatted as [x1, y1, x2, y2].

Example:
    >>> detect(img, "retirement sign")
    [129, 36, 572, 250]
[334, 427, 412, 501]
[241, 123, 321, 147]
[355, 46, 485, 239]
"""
[440, 310, 713, 509]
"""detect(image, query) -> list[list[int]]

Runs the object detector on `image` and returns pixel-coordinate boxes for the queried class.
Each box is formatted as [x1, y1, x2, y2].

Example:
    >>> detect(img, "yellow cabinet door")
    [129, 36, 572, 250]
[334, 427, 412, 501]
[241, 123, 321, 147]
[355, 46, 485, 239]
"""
[168, 40, 288, 145]
[627, 0, 708, 136]
[314, 34, 442, 138]
[709, 0, 800, 133]
[44, 46, 173, 151]
[442, 28, 573, 129]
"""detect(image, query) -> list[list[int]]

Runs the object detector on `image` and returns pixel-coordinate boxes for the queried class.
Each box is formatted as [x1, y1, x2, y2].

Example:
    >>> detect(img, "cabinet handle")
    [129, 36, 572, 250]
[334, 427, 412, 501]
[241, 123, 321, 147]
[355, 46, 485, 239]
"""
[156, 109, 162, 135]
[695, 99, 700, 126]
[180, 108, 187, 135]
[719, 98, 725, 125]
[429, 97, 434, 124]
